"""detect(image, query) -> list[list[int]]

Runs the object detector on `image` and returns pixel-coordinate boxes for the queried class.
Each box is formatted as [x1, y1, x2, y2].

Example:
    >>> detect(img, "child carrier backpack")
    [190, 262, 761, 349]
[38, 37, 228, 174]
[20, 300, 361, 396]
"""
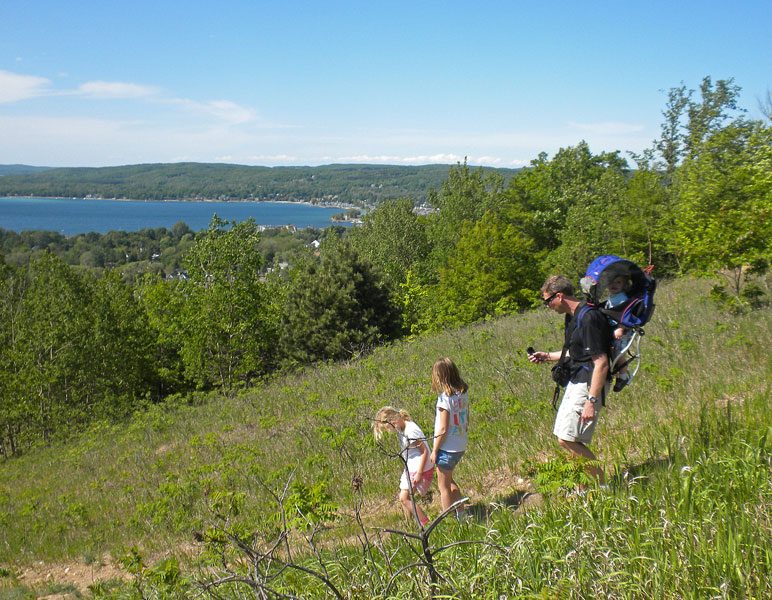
[580, 255, 656, 388]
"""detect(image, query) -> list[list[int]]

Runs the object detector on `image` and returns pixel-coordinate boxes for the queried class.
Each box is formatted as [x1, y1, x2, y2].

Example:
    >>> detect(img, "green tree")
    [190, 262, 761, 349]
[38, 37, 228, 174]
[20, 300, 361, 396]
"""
[673, 120, 772, 299]
[9, 253, 93, 444]
[426, 161, 506, 273]
[138, 274, 188, 396]
[546, 168, 633, 281]
[0, 256, 27, 455]
[430, 211, 542, 327]
[348, 197, 431, 286]
[646, 77, 744, 176]
[86, 270, 156, 416]
[280, 241, 401, 364]
[620, 169, 678, 275]
[176, 216, 277, 389]
[504, 141, 629, 256]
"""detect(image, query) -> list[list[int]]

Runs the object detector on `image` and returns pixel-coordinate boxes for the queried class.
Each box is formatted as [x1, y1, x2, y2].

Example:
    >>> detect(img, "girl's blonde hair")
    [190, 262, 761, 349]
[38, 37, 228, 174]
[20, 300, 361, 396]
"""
[372, 406, 411, 440]
[431, 357, 468, 396]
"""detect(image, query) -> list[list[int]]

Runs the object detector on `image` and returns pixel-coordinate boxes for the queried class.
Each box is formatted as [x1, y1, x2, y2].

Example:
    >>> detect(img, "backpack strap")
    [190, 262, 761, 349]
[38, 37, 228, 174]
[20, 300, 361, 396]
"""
[574, 302, 609, 406]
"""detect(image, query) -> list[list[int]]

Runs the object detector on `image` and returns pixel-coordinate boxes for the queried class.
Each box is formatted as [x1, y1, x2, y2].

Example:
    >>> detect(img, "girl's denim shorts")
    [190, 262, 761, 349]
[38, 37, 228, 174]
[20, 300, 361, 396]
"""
[435, 449, 465, 471]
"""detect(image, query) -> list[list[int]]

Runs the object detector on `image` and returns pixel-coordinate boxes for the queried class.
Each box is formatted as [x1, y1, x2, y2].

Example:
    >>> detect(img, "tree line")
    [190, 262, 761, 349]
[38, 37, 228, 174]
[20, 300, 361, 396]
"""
[0, 163, 519, 206]
[1, 76, 770, 456]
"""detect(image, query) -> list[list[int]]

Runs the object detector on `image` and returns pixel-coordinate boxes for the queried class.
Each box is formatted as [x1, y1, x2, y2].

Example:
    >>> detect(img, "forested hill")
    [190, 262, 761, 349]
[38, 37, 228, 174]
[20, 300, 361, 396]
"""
[0, 162, 521, 205]
[0, 164, 52, 176]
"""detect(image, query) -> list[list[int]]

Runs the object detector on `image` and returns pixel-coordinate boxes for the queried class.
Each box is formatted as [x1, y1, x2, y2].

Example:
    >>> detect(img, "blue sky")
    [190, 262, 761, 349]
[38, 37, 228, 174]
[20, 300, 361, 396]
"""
[1, 0, 770, 168]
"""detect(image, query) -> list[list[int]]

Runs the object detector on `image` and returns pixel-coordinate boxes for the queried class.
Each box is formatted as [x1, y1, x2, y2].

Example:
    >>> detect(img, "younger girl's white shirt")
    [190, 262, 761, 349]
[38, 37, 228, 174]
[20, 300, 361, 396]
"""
[398, 420, 433, 473]
[434, 391, 469, 453]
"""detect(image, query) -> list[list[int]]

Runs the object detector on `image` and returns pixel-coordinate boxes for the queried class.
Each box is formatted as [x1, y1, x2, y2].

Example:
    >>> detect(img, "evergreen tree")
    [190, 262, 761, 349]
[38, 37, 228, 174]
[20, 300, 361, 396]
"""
[280, 240, 401, 364]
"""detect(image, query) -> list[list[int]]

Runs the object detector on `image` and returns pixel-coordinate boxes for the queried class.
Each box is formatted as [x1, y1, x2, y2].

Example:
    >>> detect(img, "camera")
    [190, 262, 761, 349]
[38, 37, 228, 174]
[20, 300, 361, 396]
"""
[526, 346, 535, 356]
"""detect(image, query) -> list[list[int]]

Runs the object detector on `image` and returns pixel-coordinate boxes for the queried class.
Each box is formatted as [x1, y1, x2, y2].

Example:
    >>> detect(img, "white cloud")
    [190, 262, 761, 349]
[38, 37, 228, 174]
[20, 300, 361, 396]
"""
[200, 100, 256, 125]
[243, 154, 299, 163]
[165, 97, 258, 125]
[337, 153, 467, 164]
[76, 81, 159, 99]
[328, 153, 526, 168]
[0, 70, 51, 103]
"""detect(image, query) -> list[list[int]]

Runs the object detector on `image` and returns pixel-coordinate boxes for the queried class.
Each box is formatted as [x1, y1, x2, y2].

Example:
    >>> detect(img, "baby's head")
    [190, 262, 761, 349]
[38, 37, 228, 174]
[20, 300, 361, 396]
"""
[607, 275, 630, 295]
[372, 406, 410, 440]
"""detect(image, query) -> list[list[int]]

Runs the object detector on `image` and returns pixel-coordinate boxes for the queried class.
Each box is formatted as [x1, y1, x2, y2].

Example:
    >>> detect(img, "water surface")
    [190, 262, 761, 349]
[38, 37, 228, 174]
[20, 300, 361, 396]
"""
[0, 197, 346, 235]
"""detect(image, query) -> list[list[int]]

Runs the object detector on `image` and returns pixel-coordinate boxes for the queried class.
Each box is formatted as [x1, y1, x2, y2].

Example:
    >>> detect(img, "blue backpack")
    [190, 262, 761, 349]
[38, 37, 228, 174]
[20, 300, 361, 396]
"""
[580, 255, 657, 386]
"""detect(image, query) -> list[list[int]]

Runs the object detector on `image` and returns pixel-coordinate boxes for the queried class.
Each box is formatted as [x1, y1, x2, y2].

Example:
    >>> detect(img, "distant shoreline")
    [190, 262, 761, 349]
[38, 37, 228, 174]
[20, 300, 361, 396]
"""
[2, 195, 361, 210]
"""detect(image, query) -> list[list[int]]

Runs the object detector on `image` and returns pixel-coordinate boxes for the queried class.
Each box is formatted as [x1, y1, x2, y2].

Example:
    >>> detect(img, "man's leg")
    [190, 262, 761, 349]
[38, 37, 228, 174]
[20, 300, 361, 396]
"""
[557, 438, 605, 486]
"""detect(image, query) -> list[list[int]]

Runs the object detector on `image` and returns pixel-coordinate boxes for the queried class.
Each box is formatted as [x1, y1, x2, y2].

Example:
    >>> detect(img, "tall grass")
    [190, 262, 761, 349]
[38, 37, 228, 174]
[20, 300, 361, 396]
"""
[1, 277, 771, 599]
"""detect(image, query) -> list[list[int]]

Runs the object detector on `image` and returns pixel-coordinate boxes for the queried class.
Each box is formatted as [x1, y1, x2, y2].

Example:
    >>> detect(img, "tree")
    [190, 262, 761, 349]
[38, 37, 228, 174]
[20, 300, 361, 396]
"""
[138, 274, 189, 397]
[175, 216, 278, 389]
[425, 161, 506, 273]
[504, 142, 629, 256]
[280, 241, 401, 364]
[430, 211, 542, 327]
[648, 77, 744, 176]
[86, 270, 156, 416]
[674, 120, 772, 299]
[348, 197, 431, 287]
[620, 169, 678, 274]
[0, 255, 27, 455]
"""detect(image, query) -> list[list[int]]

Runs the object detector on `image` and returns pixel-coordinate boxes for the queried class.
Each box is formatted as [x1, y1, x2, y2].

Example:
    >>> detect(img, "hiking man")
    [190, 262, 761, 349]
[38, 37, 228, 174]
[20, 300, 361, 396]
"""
[528, 274, 612, 488]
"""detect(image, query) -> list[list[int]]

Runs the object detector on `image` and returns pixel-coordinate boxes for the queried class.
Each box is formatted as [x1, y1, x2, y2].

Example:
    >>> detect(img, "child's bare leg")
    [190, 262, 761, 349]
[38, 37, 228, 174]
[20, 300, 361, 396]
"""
[399, 489, 428, 523]
[436, 466, 455, 511]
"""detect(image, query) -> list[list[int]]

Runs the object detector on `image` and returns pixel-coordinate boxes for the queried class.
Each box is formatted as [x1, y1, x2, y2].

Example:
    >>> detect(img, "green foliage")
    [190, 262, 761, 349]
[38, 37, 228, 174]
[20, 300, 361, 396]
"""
[88, 549, 191, 600]
[674, 120, 772, 298]
[347, 196, 431, 287]
[504, 141, 628, 255]
[175, 216, 278, 388]
[524, 453, 598, 494]
[279, 240, 401, 363]
[0, 223, 194, 277]
[426, 160, 507, 272]
[0, 253, 156, 453]
[279, 480, 338, 530]
[0, 163, 520, 205]
[431, 211, 542, 327]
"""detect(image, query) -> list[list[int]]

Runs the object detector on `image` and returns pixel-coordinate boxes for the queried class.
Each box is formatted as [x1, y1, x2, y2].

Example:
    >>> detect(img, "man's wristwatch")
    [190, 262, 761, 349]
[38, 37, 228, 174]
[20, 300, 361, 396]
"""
[588, 396, 599, 404]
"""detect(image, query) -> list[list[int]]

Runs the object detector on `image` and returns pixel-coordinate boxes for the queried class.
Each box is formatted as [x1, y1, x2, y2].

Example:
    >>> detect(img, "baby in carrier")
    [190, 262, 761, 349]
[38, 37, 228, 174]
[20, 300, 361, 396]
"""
[606, 275, 633, 392]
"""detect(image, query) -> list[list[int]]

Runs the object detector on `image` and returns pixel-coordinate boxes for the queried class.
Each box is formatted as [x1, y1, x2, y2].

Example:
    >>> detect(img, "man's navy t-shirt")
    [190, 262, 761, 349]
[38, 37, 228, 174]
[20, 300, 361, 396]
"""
[564, 304, 613, 384]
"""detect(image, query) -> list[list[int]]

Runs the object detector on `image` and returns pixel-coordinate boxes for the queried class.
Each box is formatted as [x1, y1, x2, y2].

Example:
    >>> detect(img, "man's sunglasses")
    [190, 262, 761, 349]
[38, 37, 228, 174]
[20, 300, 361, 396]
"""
[543, 292, 558, 307]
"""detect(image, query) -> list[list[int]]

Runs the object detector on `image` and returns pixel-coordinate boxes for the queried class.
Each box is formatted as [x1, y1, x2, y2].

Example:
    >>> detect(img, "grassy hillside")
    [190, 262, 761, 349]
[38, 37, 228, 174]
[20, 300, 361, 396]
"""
[1, 277, 771, 598]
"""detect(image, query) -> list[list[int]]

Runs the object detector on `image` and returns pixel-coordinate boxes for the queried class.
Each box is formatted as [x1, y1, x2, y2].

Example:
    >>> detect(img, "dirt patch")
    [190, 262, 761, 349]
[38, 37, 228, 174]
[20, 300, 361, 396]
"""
[16, 556, 128, 594]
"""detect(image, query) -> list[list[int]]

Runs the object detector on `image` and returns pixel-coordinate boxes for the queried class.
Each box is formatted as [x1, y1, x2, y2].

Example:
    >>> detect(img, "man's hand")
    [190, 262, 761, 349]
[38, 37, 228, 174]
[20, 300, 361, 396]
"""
[581, 400, 596, 423]
[529, 351, 550, 364]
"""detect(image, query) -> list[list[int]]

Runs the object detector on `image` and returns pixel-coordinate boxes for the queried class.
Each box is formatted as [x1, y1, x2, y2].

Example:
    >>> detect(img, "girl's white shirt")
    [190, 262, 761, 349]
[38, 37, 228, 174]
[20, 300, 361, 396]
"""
[434, 391, 469, 453]
[398, 421, 433, 473]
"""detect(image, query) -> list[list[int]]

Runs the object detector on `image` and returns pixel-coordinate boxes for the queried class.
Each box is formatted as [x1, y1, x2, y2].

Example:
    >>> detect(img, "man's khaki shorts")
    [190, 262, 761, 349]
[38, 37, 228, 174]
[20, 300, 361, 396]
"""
[553, 381, 605, 444]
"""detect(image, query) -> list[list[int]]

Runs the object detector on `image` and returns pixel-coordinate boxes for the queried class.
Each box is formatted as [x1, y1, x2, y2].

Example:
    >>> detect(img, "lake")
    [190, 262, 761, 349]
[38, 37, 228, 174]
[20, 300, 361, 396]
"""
[0, 196, 350, 235]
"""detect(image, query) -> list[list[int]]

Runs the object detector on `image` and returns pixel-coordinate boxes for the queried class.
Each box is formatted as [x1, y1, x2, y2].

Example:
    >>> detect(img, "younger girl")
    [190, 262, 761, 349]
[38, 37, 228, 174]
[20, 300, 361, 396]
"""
[373, 406, 435, 527]
[429, 357, 469, 517]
